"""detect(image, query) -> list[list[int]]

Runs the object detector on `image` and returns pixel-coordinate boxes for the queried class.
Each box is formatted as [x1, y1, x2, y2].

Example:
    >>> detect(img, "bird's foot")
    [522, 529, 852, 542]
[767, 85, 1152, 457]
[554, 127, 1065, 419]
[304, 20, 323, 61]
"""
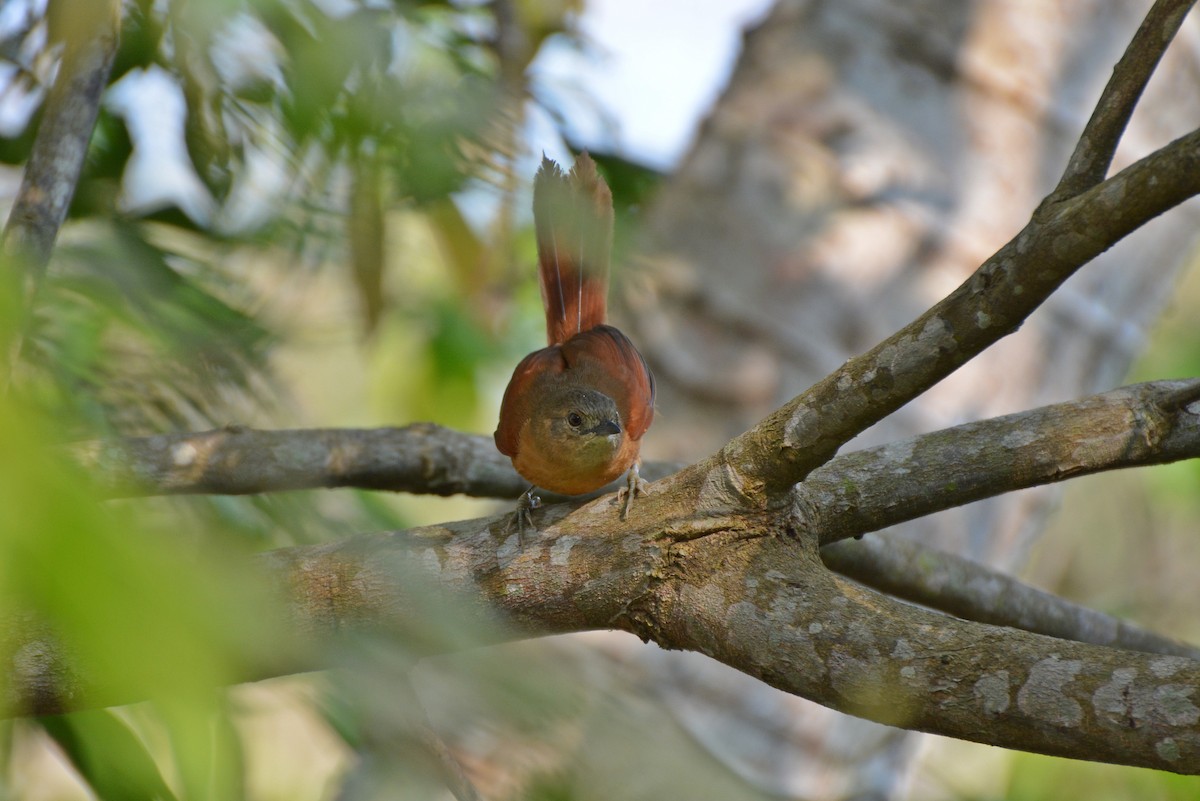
[617, 462, 649, 520]
[510, 487, 542, 544]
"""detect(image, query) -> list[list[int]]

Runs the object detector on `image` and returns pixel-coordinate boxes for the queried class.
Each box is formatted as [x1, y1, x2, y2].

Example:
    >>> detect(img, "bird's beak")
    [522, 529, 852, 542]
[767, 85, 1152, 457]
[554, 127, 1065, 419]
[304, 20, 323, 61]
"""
[589, 419, 622, 437]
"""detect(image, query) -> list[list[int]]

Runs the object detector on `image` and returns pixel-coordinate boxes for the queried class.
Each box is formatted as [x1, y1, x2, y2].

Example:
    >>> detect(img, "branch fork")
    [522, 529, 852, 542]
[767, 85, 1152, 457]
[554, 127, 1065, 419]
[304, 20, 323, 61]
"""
[10, 0, 1200, 778]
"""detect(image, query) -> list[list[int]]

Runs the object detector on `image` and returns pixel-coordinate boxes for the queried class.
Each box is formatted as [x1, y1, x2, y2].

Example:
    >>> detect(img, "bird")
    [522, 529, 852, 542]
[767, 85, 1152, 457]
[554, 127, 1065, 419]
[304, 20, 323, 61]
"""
[494, 152, 655, 523]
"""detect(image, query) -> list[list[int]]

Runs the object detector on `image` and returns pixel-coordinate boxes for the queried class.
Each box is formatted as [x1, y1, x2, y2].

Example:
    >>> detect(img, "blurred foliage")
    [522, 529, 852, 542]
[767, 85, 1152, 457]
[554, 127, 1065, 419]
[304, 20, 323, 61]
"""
[0, 343, 289, 798]
[21, 221, 271, 436]
[0, 0, 635, 798]
[1127, 248, 1200, 512]
[1002, 750, 1200, 801]
[1, 0, 580, 443]
[40, 710, 182, 801]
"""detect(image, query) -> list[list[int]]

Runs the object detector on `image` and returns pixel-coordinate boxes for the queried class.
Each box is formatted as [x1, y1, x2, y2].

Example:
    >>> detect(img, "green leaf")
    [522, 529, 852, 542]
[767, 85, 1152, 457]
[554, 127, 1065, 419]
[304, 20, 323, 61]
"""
[0, 385, 293, 722]
[161, 698, 247, 801]
[40, 710, 178, 801]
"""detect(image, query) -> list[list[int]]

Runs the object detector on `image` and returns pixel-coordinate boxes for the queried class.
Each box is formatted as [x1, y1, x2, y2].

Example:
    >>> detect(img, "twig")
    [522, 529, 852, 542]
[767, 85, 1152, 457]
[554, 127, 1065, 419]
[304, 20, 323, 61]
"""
[1051, 0, 1197, 199]
[2, 7, 120, 295]
[409, 682, 484, 801]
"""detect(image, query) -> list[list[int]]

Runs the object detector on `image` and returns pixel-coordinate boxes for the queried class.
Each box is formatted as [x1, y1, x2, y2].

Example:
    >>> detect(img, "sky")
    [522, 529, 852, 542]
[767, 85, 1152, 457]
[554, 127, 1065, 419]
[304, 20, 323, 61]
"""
[534, 0, 774, 169]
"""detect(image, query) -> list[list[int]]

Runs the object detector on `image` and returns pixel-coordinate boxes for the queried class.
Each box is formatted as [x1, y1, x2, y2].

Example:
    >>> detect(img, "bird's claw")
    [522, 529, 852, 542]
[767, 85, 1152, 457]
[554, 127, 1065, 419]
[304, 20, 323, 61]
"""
[510, 488, 542, 544]
[617, 463, 649, 520]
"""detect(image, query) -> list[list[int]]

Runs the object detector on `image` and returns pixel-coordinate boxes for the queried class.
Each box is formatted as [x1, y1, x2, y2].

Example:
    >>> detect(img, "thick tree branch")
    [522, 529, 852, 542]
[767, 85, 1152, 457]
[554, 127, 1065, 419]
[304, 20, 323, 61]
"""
[70, 379, 1200, 664]
[1052, 0, 1197, 198]
[9, 503, 1200, 773]
[822, 535, 1200, 661]
[801, 378, 1200, 545]
[645, 510, 1200, 774]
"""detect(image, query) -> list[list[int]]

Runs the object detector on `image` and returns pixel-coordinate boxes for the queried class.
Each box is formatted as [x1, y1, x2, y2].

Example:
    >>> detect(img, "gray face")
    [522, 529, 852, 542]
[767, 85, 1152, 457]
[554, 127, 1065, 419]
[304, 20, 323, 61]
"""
[540, 387, 623, 461]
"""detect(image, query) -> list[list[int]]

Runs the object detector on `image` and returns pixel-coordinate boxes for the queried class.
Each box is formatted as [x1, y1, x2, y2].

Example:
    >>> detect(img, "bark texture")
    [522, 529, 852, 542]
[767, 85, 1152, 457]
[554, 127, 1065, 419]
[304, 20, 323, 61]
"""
[11, 1, 1200, 798]
[609, 1, 1200, 796]
[12, 486, 1200, 774]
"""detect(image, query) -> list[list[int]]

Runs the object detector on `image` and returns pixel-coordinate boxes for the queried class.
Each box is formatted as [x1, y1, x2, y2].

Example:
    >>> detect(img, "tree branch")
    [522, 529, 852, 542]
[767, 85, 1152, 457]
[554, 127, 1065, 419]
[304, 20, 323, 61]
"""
[77, 424, 524, 498]
[1052, 0, 1197, 198]
[712, 122, 1200, 504]
[645, 509, 1200, 774]
[76, 380, 1200, 543]
[9, 502, 1200, 773]
[67, 379, 1200, 671]
[2, 3, 120, 296]
[70, 423, 681, 501]
[822, 535, 1200, 660]
[801, 378, 1200, 545]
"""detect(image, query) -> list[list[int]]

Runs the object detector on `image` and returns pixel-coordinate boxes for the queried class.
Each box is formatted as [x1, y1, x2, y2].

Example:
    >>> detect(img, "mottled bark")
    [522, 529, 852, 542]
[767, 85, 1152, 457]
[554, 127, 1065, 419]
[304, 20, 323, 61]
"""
[31, 376, 1200, 772]
[613, 0, 1200, 795]
[10, 492, 1200, 773]
[713, 129, 1200, 501]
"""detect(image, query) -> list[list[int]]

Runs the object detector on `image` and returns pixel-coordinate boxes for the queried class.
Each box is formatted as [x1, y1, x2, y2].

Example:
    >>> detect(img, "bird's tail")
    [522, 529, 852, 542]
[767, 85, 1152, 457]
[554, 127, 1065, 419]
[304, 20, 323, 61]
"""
[533, 152, 613, 346]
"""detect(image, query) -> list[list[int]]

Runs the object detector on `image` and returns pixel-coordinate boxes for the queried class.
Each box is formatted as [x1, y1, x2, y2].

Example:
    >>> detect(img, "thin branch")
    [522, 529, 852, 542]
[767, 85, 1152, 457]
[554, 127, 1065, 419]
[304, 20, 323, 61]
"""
[72, 424, 682, 501]
[71, 424, 683, 501]
[822, 534, 1200, 660]
[710, 125, 1200, 502]
[73, 381, 1200, 534]
[1052, 0, 1197, 199]
[76, 424, 523, 498]
[416, 724, 484, 801]
[2, 5, 120, 295]
[410, 682, 485, 801]
[801, 378, 1200, 545]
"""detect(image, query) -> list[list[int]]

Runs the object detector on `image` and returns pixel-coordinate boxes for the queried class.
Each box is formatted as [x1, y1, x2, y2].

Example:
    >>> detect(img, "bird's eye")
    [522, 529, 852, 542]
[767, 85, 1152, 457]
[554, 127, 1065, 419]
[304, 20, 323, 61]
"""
[567, 412, 583, 428]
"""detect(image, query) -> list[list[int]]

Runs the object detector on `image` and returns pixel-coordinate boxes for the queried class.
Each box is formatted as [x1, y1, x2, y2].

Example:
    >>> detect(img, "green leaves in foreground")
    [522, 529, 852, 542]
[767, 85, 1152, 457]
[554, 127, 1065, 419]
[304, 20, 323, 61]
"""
[40, 711, 179, 801]
[0, 400, 285, 708]
[0, 389, 285, 796]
